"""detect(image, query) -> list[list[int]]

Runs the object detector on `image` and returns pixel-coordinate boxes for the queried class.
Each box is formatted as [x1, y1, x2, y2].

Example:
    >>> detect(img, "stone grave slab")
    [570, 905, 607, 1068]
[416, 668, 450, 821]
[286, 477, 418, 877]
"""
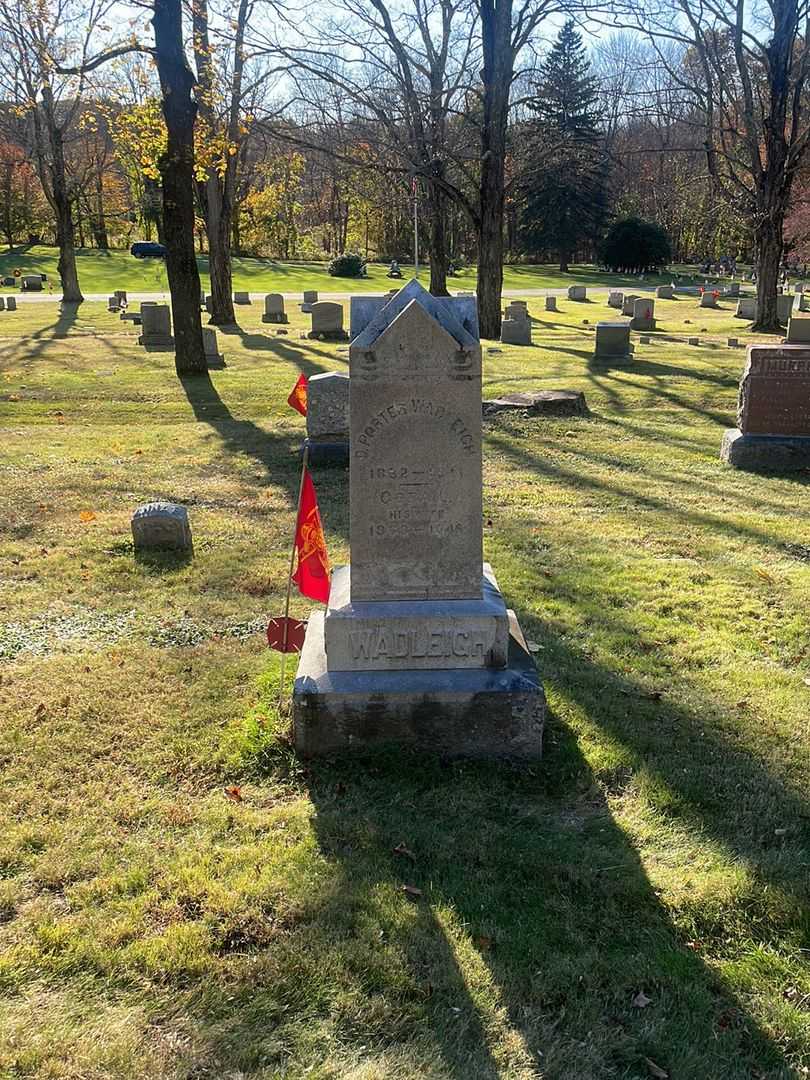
[630, 298, 655, 331]
[305, 371, 349, 465]
[568, 285, 586, 301]
[500, 317, 532, 345]
[262, 293, 288, 323]
[301, 289, 318, 313]
[594, 321, 632, 360]
[308, 301, 349, 341]
[482, 390, 588, 417]
[608, 290, 624, 308]
[656, 284, 674, 299]
[131, 502, 192, 553]
[137, 304, 174, 349]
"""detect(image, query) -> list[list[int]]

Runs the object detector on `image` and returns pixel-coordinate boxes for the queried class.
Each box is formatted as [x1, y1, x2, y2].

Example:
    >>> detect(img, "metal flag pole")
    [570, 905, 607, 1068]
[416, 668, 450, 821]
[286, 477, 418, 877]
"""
[279, 444, 310, 712]
[413, 178, 419, 278]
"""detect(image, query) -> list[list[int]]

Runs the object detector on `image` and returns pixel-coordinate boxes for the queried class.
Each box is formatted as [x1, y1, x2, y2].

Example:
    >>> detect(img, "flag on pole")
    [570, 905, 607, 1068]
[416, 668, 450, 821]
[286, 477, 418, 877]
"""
[287, 373, 308, 416]
[292, 466, 331, 603]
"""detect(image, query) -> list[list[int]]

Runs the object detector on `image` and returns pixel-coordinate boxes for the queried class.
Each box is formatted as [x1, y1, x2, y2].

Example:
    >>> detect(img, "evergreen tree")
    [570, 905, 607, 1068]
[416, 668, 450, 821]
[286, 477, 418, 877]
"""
[517, 20, 609, 272]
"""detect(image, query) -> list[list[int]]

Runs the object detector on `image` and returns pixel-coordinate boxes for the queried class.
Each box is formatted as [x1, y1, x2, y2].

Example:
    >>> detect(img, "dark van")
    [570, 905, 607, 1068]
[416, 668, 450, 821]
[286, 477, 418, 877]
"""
[130, 241, 167, 258]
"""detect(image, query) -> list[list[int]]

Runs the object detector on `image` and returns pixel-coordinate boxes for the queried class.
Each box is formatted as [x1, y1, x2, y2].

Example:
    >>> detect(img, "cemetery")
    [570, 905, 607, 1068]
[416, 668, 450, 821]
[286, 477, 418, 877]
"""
[1, 276, 809, 1079]
[1, 0, 809, 1072]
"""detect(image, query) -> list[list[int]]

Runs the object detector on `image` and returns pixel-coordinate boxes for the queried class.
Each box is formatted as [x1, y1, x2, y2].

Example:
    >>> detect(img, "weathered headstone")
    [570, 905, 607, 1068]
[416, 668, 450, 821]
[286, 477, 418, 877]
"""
[2, 276, 15, 286]
[137, 304, 174, 349]
[233, 291, 251, 305]
[608, 290, 624, 308]
[727, 338, 739, 347]
[700, 291, 718, 308]
[630, 297, 655, 331]
[205, 294, 213, 314]
[500, 317, 532, 345]
[720, 345, 810, 471]
[482, 390, 588, 417]
[0, 297, 7, 312]
[107, 295, 120, 312]
[545, 295, 558, 312]
[736, 297, 757, 320]
[504, 303, 528, 321]
[114, 290, 127, 303]
[305, 371, 350, 464]
[568, 285, 587, 301]
[594, 322, 632, 360]
[308, 301, 349, 340]
[261, 293, 288, 323]
[786, 315, 810, 343]
[655, 284, 674, 299]
[301, 290, 319, 313]
[293, 279, 544, 758]
[131, 502, 192, 553]
[621, 294, 640, 316]
[21, 275, 42, 291]
[202, 327, 225, 366]
[725, 282, 740, 297]
[6, 297, 16, 311]
[778, 294, 795, 322]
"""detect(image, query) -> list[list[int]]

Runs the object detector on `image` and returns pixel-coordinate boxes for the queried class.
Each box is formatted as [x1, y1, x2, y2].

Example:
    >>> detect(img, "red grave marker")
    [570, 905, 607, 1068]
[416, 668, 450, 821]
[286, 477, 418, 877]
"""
[266, 616, 307, 654]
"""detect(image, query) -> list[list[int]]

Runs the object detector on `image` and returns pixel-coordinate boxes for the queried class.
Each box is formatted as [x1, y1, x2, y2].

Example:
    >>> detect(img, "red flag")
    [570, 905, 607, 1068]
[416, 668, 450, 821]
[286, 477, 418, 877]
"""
[292, 467, 331, 603]
[287, 373, 307, 416]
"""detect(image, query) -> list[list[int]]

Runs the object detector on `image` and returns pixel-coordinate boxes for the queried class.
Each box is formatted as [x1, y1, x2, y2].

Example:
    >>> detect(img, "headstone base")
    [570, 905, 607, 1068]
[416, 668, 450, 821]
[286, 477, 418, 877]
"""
[720, 428, 810, 472]
[302, 436, 349, 466]
[306, 329, 350, 341]
[261, 313, 289, 323]
[137, 335, 175, 350]
[482, 390, 588, 417]
[293, 609, 544, 759]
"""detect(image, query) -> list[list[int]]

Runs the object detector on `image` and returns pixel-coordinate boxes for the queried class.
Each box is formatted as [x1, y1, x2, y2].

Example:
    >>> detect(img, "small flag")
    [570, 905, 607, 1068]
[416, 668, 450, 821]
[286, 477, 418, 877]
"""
[287, 373, 307, 416]
[292, 467, 331, 603]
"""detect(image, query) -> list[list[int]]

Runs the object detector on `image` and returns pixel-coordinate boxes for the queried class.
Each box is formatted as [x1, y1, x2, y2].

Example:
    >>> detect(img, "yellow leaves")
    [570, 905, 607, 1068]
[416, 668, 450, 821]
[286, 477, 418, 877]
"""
[79, 510, 97, 523]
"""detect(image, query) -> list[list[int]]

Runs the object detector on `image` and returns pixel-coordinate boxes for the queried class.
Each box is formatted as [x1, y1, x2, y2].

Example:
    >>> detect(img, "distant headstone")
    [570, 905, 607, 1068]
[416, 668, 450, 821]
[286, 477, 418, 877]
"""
[725, 282, 740, 297]
[500, 317, 532, 345]
[727, 338, 739, 347]
[655, 284, 674, 299]
[630, 297, 655, 331]
[301, 290, 319, 313]
[205, 294, 213, 314]
[483, 390, 588, 417]
[594, 321, 632, 360]
[504, 303, 528, 321]
[293, 279, 544, 758]
[0, 297, 6, 312]
[699, 291, 718, 308]
[621, 294, 640, 316]
[736, 298, 757, 320]
[131, 502, 192, 553]
[308, 301, 349, 340]
[6, 297, 16, 311]
[21, 275, 42, 291]
[305, 371, 349, 464]
[545, 295, 558, 312]
[137, 304, 174, 349]
[608, 290, 624, 308]
[261, 293, 288, 323]
[568, 285, 587, 301]
[2, 276, 14, 287]
[233, 291, 251, 305]
[786, 315, 810, 343]
[720, 345, 810, 471]
[688, 337, 700, 345]
[107, 295, 120, 312]
[777, 294, 795, 323]
[202, 327, 225, 366]
[114, 290, 127, 303]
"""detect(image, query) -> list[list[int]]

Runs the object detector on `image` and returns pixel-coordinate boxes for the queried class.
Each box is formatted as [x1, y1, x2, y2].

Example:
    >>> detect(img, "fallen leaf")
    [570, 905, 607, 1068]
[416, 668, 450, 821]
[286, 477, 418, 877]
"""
[134, 448, 143, 455]
[755, 567, 775, 584]
[401, 884, 422, 900]
[632, 990, 652, 1009]
[644, 1057, 668, 1079]
[7, 393, 19, 401]
[79, 510, 96, 522]
[393, 841, 416, 862]
[224, 785, 243, 802]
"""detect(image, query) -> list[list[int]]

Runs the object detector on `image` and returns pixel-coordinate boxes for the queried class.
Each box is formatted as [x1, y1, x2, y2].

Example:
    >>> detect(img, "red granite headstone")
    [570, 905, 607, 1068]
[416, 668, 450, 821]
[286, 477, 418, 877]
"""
[738, 346, 810, 436]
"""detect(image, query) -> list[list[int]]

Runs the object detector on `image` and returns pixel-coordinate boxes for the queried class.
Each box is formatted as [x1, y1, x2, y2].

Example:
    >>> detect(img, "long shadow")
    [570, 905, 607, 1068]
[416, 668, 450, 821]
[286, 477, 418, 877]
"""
[216, 322, 339, 377]
[178, 371, 348, 539]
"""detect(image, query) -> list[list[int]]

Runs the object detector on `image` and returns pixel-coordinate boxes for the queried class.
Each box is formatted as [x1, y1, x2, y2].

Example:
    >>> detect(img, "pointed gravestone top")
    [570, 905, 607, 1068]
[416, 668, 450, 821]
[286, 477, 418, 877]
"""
[349, 284, 483, 602]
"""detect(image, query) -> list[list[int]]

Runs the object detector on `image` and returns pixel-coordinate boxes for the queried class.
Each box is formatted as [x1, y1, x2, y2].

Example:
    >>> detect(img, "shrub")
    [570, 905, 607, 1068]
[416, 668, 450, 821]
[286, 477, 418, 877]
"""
[600, 217, 672, 273]
[328, 251, 366, 278]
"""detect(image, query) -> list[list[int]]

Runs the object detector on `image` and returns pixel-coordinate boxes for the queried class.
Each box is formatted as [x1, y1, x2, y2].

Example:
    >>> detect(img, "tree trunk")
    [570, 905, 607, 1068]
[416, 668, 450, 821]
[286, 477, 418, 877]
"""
[93, 176, 109, 249]
[753, 212, 783, 331]
[153, 0, 207, 375]
[476, 0, 511, 340]
[559, 254, 570, 273]
[428, 179, 448, 295]
[53, 181, 83, 302]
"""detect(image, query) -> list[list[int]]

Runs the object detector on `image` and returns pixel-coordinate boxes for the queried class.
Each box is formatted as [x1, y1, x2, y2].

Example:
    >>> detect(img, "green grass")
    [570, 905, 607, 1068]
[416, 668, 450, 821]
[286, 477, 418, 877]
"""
[0, 291, 809, 1078]
[0, 244, 706, 295]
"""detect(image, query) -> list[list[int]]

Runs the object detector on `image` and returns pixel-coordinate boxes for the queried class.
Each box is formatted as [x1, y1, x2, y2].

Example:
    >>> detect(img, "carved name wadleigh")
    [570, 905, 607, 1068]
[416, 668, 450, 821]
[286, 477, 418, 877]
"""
[353, 399, 476, 458]
[350, 627, 489, 661]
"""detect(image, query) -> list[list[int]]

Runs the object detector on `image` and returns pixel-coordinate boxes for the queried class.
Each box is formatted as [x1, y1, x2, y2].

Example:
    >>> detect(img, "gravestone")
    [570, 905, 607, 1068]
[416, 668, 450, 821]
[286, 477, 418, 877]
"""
[727, 338, 739, 347]
[2, 276, 14, 286]
[736, 298, 757, 319]
[594, 322, 632, 360]
[482, 390, 588, 417]
[131, 502, 192, 554]
[350, 291, 478, 341]
[21, 275, 42, 291]
[688, 337, 700, 345]
[6, 297, 16, 311]
[504, 303, 528, 321]
[545, 295, 558, 312]
[261, 293, 288, 323]
[0, 297, 6, 312]
[786, 315, 810, 343]
[137, 304, 174, 349]
[305, 371, 350, 464]
[726, 282, 740, 297]
[608, 290, 624, 308]
[107, 295, 120, 312]
[114, 290, 127, 303]
[622, 294, 639, 316]
[202, 327, 225, 366]
[500, 317, 532, 345]
[720, 345, 810, 471]
[308, 301, 349, 340]
[568, 285, 587, 301]
[700, 291, 718, 308]
[797, 293, 810, 313]
[630, 297, 655, 331]
[233, 291, 251, 305]
[205, 295, 213, 314]
[656, 284, 674, 299]
[293, 279, 544, 758]
[778, 294, 795, 322]
[301, 290, 319, 313]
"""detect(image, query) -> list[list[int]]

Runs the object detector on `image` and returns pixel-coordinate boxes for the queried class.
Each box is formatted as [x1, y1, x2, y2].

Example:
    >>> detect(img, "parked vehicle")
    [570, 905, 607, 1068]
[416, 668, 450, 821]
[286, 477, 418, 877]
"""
[130, 241, 166, 259]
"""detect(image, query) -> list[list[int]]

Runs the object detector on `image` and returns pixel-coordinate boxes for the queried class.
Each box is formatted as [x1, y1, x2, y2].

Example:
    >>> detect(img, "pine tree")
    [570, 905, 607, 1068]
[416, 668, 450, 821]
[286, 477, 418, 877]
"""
[517, 20, 609, 272]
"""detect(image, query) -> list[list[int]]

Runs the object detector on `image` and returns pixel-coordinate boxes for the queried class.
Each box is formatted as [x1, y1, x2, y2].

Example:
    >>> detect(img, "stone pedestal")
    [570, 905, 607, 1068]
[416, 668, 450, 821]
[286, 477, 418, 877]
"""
[720, 345, 810, 472]
[293, 280, 544, 759]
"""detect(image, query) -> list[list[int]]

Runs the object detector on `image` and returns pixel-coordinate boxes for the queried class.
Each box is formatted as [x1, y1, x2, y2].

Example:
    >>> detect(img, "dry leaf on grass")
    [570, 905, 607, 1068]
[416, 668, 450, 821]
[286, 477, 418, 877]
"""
[224, 785, 243, 802]
[79, 510, 97, 522]
[632, 990, 652, 1009]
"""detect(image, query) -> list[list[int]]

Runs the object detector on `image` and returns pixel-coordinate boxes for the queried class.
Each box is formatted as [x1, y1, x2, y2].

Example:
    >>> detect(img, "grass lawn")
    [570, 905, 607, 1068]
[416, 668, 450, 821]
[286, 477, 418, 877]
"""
[0, 291, 809, 1078]
[0, 244, 708, 296]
